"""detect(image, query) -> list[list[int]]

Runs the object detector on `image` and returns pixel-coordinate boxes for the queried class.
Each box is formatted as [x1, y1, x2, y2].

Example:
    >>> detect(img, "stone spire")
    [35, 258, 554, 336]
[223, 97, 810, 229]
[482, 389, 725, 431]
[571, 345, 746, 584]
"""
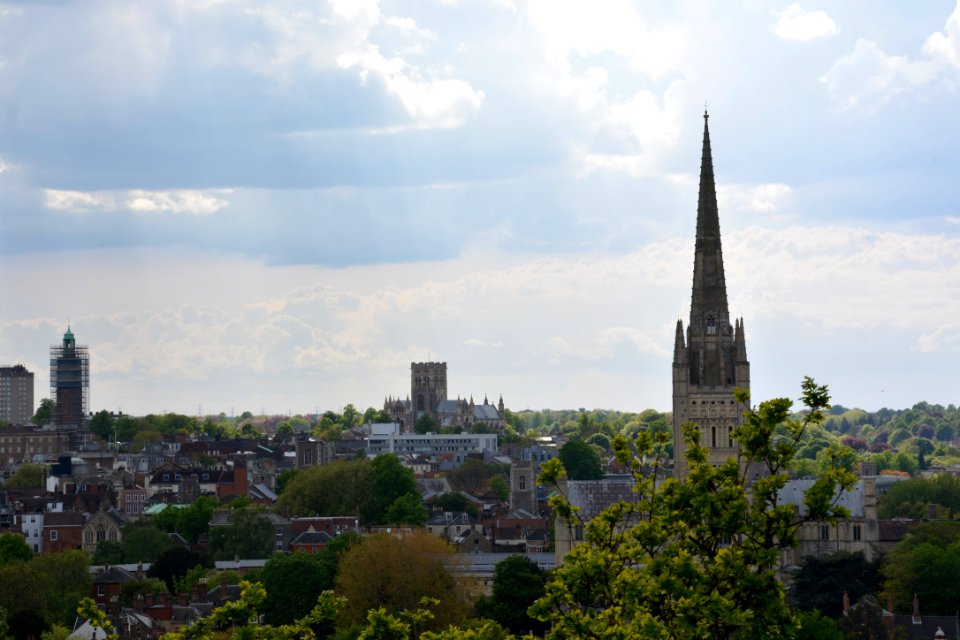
[689, 110, 730, 337]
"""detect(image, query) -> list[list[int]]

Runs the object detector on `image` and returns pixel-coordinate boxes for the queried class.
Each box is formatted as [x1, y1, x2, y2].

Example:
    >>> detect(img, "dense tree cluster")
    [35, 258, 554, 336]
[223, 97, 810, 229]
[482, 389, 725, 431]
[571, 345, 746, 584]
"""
[277, 454, 426, 525]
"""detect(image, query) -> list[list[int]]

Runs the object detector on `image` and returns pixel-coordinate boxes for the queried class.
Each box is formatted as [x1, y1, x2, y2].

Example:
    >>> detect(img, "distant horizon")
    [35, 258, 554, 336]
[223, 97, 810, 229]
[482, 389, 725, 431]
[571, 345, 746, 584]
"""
[3, 2, 960, 417]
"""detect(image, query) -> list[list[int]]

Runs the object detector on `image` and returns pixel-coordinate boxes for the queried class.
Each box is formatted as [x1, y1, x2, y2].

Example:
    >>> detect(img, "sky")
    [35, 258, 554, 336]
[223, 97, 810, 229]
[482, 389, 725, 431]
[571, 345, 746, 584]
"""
[2, 0, 960, 418]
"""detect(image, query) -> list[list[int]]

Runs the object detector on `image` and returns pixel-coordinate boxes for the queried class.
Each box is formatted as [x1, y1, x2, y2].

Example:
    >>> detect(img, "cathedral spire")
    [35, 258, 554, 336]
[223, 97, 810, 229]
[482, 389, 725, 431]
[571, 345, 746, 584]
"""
[689, 110, 730, 336]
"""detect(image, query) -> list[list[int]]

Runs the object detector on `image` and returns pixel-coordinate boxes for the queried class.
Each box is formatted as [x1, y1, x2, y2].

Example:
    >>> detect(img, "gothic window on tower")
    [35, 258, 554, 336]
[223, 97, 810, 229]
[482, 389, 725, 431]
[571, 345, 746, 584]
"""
[418, 395, 425, 411]
[706, 314, 716, 335]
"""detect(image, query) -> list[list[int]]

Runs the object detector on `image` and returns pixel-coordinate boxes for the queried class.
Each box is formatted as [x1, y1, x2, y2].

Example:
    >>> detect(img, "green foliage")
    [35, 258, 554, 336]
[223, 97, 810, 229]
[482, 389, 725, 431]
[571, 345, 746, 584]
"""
[430, 492, 479, 519]
[148, 547, 208, 593]
[557, 440, 603, 480]
[153, 496, 219, 544]
[0, 550, 92, 637]
[336, 531, 468, 629]
[118, 578, 166, 607]
[277, 458, 379, 523]
[0, 533, 32, 565]
[209, 508, 275, 561]
[795, 610, 842, 640]
[31, 398, 54, 426]
[531, 378, 856, 639]
[77, 597, 117, 640]
[414, 413, 439, 434]
[489, 475, 509, 501]
[118, 521, 176, 563]
[837, 595, 891, 640]
[372, 454, 420, 525]
[882, 521, 960, 613]
[473, 555, 547, 635]
[443, 459, 503, 496]
[877, 474, 960, 519]
[4, 464, 45, 489]
[260, 552, 334, 626]
[792, 551, 881, 618]
[385, 493, 428, 526]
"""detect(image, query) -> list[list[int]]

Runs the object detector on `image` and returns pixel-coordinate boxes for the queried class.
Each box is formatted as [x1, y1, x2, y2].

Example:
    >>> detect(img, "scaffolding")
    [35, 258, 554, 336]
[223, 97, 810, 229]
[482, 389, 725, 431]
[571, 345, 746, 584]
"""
[50, 330, 89, 428]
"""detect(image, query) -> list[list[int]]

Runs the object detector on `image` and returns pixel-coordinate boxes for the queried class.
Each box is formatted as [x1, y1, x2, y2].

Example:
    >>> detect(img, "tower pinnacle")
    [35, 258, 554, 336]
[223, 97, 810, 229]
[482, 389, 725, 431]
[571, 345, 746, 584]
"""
[689, 110, 729, 338]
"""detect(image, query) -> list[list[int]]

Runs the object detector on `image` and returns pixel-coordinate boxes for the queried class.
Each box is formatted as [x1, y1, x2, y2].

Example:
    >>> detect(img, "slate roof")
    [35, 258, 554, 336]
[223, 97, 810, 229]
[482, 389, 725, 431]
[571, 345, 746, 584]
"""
[564, 477, 636, 521]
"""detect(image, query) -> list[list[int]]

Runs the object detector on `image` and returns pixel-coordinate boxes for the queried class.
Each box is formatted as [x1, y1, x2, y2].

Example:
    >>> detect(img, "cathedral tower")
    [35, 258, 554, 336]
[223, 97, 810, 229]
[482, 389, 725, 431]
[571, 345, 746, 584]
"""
[411, 361, 447, 421]
[672, 113, 750, 480]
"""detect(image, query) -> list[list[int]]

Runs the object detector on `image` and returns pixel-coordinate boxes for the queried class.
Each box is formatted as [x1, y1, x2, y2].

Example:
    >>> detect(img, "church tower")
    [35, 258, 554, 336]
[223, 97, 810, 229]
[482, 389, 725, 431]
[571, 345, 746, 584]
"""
[672, 112, 750, 480]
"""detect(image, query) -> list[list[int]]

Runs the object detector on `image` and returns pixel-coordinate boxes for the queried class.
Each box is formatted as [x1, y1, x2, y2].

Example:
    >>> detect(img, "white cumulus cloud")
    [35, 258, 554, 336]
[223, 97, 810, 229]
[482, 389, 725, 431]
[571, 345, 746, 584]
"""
[822, 1, 960, 110]
[124, 190, 230, 215]
[772, 5, 839, 41]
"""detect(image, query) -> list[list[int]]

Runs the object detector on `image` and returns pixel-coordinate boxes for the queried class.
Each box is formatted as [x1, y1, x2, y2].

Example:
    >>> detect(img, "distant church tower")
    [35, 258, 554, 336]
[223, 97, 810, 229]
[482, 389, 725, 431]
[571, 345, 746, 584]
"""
[51, 326, 90, 428]
[411, 362, 447, 420]
[672, 112, 750, 480]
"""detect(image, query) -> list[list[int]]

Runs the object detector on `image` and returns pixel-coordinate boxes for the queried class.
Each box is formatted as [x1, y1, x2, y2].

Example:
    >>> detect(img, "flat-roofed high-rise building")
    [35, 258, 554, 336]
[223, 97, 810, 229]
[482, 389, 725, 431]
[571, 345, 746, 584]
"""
[51, 326, 89, 428]
[0, 364, 34, 426]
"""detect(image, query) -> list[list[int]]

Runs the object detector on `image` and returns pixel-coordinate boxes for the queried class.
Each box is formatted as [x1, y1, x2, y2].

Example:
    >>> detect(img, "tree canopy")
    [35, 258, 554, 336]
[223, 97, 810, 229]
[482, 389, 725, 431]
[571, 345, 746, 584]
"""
[531, 378, 856, 639]
[557, 440, 603, 480]
[335, 531, 469, 629]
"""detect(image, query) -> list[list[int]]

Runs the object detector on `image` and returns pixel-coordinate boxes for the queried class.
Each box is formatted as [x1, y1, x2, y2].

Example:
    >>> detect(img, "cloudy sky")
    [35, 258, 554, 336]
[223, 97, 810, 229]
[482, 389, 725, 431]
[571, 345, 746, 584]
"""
[2, 1, 959, 417]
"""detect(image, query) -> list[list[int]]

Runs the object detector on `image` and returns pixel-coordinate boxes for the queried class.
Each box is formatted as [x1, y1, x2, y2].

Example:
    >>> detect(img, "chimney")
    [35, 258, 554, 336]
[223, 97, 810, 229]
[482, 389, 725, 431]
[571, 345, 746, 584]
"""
[913, 593, 921, 624]
[145, 592, 154, 608]
[136, 562, 144, 580]
[843, 591, 850, 615]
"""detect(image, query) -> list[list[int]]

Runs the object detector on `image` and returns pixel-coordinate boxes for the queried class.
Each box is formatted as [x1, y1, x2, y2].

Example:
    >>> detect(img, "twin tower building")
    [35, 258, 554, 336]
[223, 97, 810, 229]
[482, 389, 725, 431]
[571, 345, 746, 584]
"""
[672, 112, 750, 479]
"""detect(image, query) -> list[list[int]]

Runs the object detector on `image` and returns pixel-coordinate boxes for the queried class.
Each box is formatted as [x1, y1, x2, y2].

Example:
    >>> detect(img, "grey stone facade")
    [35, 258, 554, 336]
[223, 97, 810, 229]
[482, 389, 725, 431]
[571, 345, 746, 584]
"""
[672, 113, 750, 480]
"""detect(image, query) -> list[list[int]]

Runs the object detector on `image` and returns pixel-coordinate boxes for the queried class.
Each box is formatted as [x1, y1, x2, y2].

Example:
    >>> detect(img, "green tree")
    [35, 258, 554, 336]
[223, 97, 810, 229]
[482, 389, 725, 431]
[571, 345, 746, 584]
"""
[0, 533, 32, 565]
[118, 521, 174, 563]
[89, 410, 115, 443]
[147, 547, 207, 593]
[260, 552, 333, 626]
[277, 458, 378, 523]
[31, 398, 54, 426]
[153, 497, 218, 544]
[385, 493, 428, 525]
[414, 413, 439, 434]
[837, 595, 891, 640]
[431, 492, 479, 519]
[878, 474, 960, 519]
[489, 475, 509, 501]
[336, 531, 468, 629]
[474, 555, 547, 635]
[372, 454, 420, 525]
[4, 464, 45, 489]
[530, 378, 856, 639]
[208, 508, 275, 561]
[882, 521, 960, 613]
[557, 440, 603, 480]
[796, 610, 843, 640]
[792, 551, 881, 618]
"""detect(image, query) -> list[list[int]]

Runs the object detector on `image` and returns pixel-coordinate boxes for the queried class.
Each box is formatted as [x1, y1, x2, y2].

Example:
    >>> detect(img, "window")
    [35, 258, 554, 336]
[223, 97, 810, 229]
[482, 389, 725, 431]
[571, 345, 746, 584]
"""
[97, 585, 105, 597]
[97, 526, 105, 543]
[85, 531, 93, 543]
[108, 529, 117, 541]
[519, 475, 526, 491]
[819, 524, 830, 541]
[853, 524, 862, 541]
[50, 530, 58, 541]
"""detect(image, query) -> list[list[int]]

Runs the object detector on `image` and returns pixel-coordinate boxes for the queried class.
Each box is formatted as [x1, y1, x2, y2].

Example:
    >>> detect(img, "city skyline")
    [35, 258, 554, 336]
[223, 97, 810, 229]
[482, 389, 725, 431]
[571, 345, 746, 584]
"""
[2, 2, 960, 416]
